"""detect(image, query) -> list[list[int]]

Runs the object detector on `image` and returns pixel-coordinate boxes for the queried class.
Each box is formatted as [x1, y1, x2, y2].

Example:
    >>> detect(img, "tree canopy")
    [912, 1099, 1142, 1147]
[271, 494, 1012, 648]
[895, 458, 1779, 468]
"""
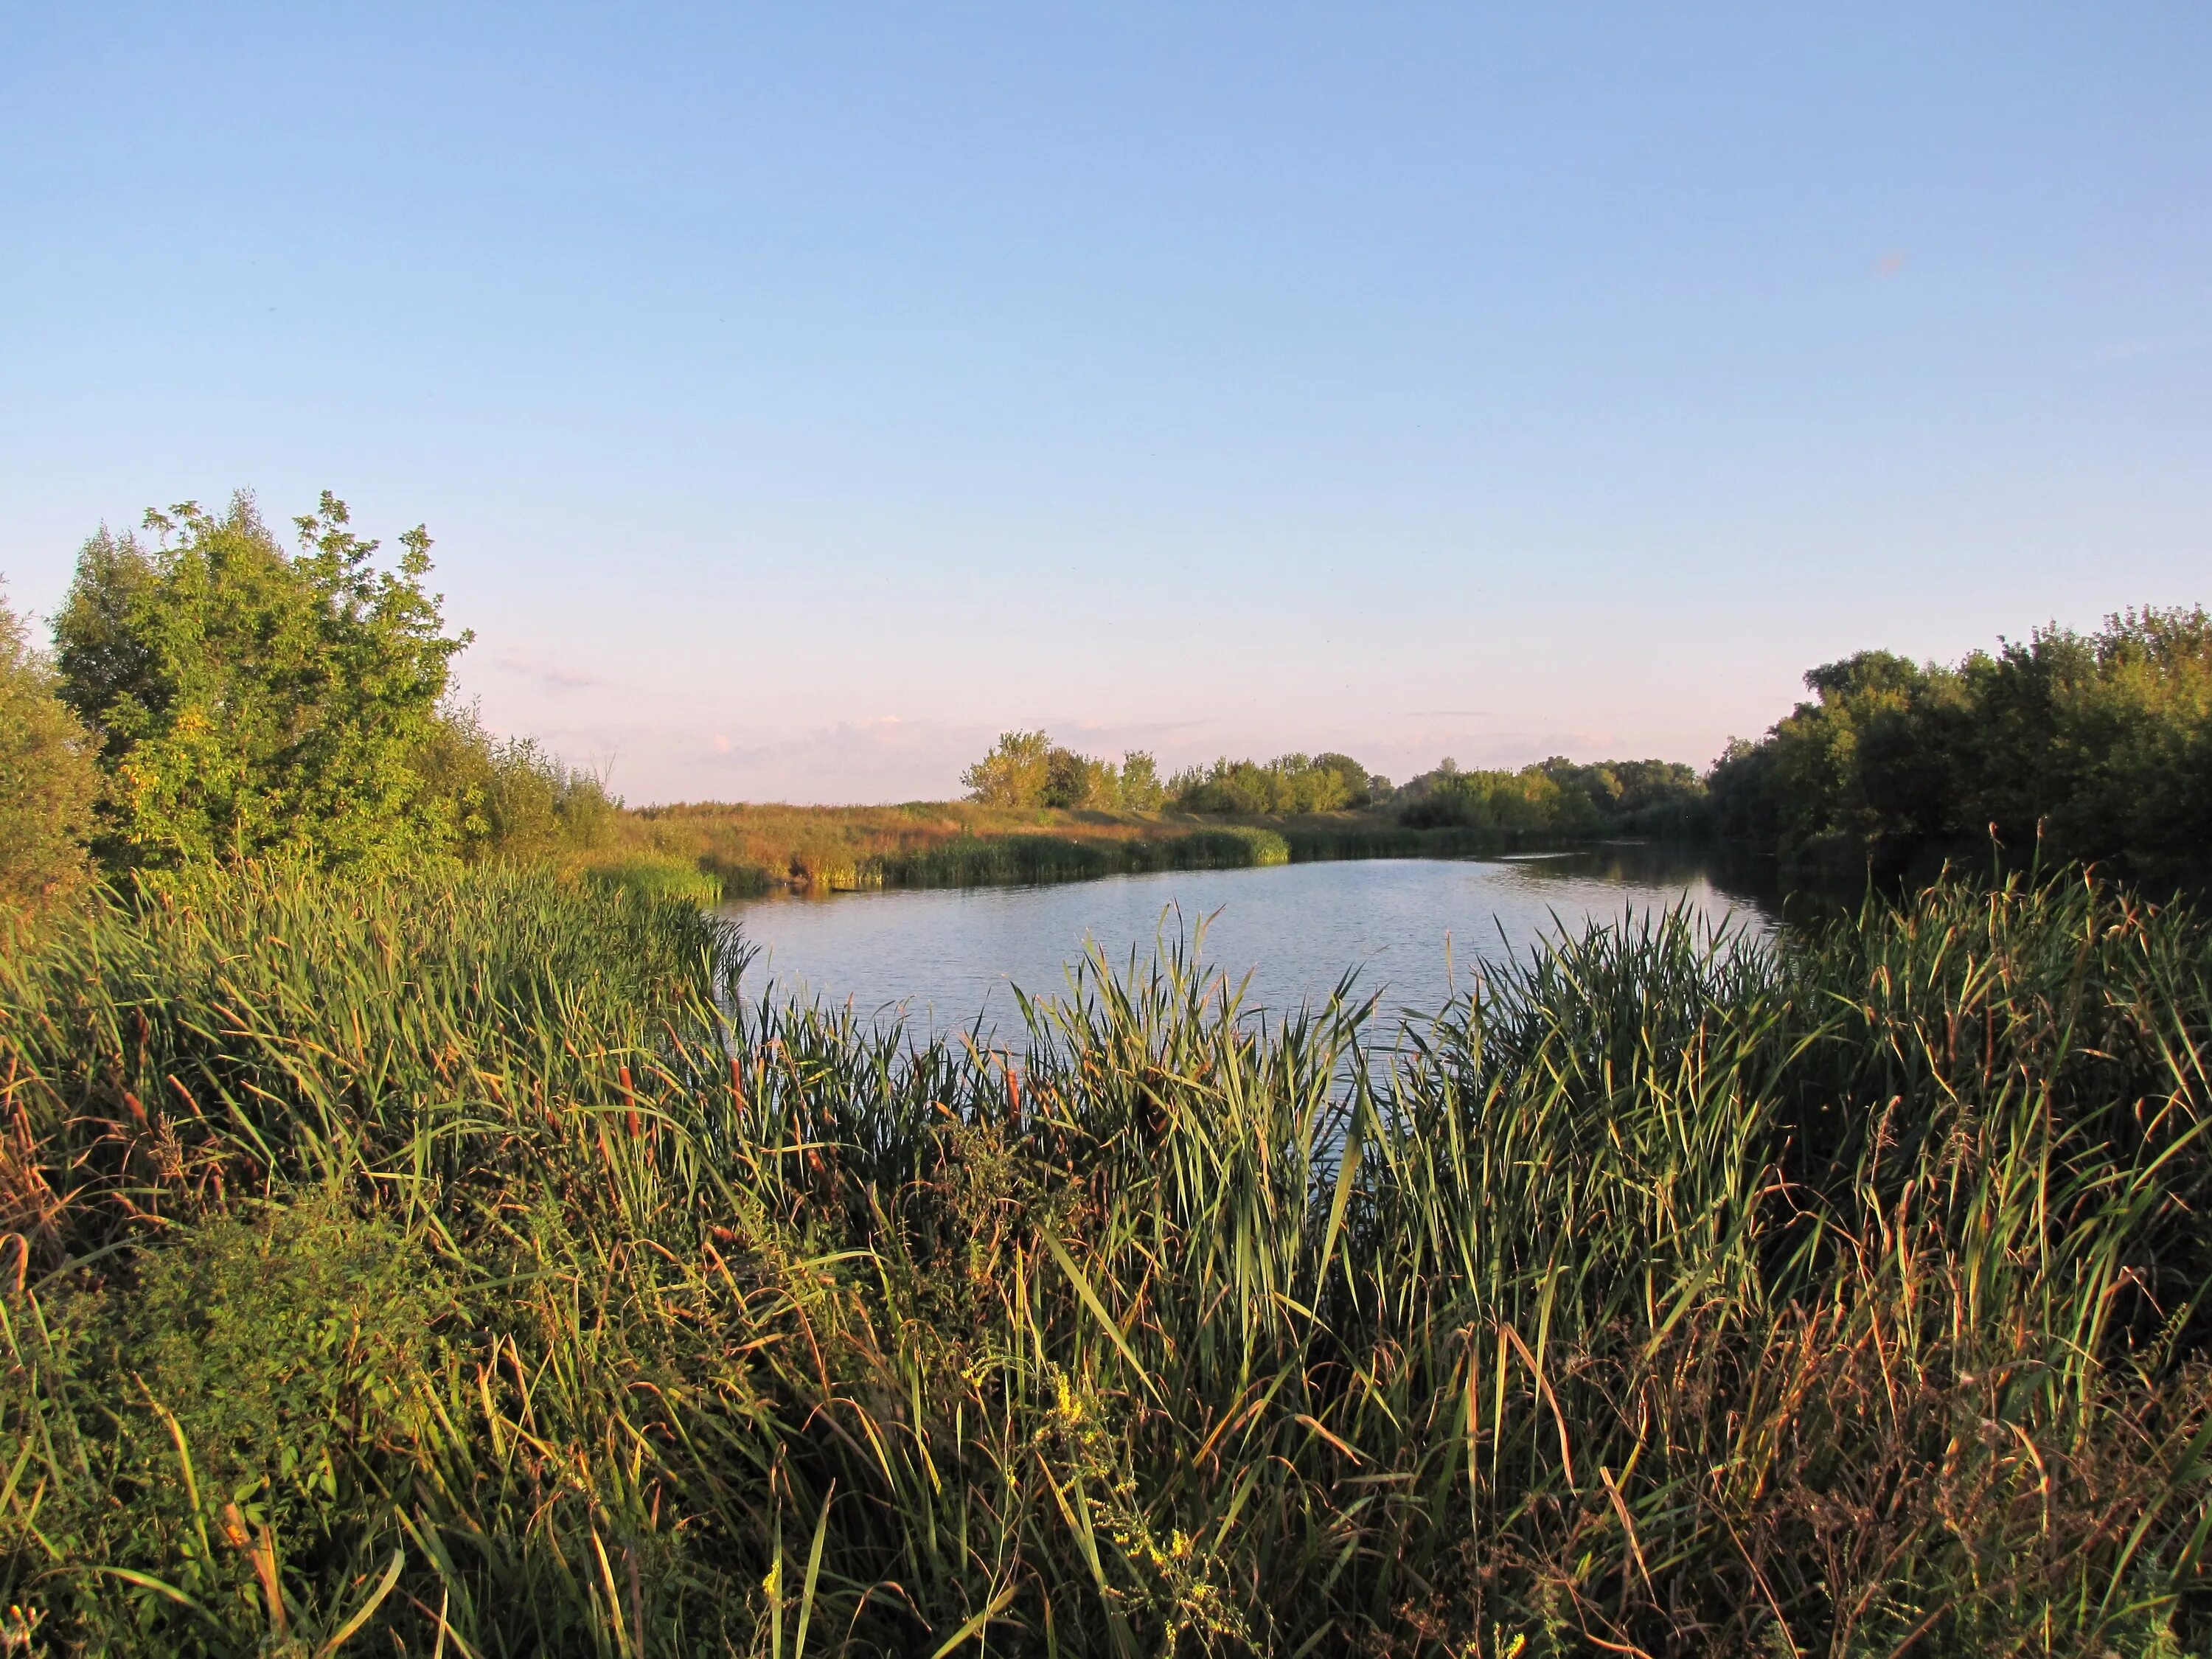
[961, 732, 1168, 811]
[1708, 608, 2212, 881]
[55, 492, 470, 872]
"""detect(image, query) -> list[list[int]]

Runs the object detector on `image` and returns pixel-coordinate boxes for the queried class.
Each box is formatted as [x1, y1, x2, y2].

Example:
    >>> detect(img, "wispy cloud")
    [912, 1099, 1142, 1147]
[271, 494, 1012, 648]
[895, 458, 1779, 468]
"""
[494, 652, 599, 689]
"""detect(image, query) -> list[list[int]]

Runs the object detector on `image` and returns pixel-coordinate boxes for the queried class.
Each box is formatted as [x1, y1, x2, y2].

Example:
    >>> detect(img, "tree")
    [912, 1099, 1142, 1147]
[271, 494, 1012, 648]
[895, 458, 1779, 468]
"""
[1310, 753, 1373, 808]
[55, 492, 470, 872]
[0, 582, 100, 908]
[1118, 751, 1165, 810]
[961, 731, 1053, 807]
[1171, 752, 1372, 815]
[1043, 746, 1118, 810]
[1708, 610, 2212, 881]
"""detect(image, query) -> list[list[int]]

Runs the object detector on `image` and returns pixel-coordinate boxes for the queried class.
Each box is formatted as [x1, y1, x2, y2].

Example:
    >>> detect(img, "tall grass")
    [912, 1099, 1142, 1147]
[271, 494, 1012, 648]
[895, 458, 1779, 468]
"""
[602, 799, 1559, 897]
[2, 865, 2209, 1654]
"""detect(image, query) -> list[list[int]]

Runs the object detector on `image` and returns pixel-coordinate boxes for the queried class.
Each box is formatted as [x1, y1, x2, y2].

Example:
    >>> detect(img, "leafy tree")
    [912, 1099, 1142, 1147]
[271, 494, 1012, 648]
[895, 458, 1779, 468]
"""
[0, 581, 100, 907]
[964, 734, 1192, 811]
[961, 731, 1054, 807]
[55, 492, 470, 872]
[1171, 752, 1371, 815]
[1117, 750, 1166, 810]
[1395, 763, 1582, 831]
[1708, 609, 2212, 881]
[1309, 753, 1374, 808]
[1043, 746, 1119, 810]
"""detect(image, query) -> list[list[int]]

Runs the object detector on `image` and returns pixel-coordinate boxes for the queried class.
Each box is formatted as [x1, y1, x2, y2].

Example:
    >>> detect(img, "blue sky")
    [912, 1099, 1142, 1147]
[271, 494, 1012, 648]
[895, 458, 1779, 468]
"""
[3, 4, 2206, 802]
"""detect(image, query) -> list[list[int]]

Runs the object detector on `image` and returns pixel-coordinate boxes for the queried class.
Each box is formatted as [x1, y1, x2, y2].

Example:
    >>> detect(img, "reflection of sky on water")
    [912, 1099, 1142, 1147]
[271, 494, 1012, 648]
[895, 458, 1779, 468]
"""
[723, 849, 1776, 1033]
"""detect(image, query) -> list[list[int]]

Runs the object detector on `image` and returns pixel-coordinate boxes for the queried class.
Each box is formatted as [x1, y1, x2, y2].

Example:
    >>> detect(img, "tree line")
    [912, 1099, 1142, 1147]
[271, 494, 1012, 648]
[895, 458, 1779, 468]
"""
[960, 735, 1382, 815]
[1708, 606, 2212, 883]
[967, 605, 2211, 884]
[0, 491, 613, 908]
[961, 731, 1704, 835]
[7, 487, 2202, 908]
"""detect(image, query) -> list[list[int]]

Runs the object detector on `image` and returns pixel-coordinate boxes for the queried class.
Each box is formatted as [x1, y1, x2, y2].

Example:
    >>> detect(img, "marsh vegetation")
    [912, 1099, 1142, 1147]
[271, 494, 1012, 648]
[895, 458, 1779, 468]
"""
[5, 865, 2211, 1654]
[1, 488, 2209, 1653]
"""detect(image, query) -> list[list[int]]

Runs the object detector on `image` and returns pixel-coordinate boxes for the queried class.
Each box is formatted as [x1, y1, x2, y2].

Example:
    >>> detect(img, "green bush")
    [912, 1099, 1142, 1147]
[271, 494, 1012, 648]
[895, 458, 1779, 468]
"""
[1169, 751, 1372, 814]
[418, 701, 619, 863]
[0, 583, 97, 908]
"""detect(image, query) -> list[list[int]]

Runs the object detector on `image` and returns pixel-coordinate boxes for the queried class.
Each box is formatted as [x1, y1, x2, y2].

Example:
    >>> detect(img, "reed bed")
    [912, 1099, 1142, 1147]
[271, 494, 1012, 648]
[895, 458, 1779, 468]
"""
[2, 865, 2209, 1655]
[605, 800, 1560, 896]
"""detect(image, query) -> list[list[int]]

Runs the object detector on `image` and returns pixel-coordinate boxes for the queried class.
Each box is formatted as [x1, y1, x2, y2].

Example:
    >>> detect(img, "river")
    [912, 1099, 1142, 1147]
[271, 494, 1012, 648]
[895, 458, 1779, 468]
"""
[721, 843, 1777, 1030]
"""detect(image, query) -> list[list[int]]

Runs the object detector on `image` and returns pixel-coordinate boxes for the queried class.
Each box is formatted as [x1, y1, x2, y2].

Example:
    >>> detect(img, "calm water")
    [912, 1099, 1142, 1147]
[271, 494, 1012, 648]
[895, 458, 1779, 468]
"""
[722, 845, 1777, 1030]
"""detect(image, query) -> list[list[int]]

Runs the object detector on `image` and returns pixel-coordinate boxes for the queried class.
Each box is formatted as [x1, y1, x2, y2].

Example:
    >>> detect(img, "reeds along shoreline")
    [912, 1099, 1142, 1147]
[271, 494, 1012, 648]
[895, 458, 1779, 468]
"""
[597, 799, 1607, 900]
[3, 866, 2211, 1654]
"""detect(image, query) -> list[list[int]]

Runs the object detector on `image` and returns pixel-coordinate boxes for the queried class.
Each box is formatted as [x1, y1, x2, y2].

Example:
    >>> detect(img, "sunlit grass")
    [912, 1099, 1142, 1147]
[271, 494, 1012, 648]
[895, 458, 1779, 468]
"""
[2, 865, 2208, 1653]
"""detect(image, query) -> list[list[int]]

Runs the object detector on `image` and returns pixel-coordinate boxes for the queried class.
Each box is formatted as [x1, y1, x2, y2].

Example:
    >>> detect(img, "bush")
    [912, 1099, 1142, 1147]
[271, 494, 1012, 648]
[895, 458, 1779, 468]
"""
[1169, 751, 1371, 814]
[963, 733, 1179, 811]
[0, 584, 97, 908]
[417, 702, 619, 862]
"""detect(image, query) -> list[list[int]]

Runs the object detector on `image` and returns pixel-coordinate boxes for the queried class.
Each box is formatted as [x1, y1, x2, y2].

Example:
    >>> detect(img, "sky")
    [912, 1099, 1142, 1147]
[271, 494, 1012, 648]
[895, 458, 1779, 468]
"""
[2, 4, 2207, 804]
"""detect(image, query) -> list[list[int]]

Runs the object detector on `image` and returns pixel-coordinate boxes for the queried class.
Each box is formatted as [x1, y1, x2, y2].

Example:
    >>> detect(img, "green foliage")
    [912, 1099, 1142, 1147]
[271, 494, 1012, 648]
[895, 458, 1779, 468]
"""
[580, 853, 724, 905]
[963, 734, 1176, 811]
[417, 701, 619, 862]
[0, 582, 98, 908]
[1391, 755, 1708, 838]
[26, 1196, 451, 1654]
[1117, 749, 1165, 810]
[1043, 745, 1117, 810]
[1394, 757, 1587, 830]
[1539, 754, 1709, 834]
[1169, 750, 1373, 814]
[54, 492, 470, 873]
[960, 729, 1053, 807]
[6, 863, 2212, 1652]
[1708, 608, 2212, 880]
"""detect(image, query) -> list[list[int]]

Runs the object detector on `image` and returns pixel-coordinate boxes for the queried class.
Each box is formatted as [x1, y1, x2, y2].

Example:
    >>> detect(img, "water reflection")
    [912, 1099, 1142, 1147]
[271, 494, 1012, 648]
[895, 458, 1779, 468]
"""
[724, 849, 1778, 1033]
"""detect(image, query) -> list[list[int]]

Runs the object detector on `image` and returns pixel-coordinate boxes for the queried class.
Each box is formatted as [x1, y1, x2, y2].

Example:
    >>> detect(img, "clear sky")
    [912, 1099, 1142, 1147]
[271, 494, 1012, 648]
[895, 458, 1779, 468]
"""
[3, 4, 2206, 804]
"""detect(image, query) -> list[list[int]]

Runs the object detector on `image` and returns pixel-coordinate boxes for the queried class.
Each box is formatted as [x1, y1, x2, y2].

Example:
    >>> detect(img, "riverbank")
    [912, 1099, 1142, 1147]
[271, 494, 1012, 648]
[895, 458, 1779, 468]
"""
[4, 863, 2206, 1653]
[589, 799, 1607, 899]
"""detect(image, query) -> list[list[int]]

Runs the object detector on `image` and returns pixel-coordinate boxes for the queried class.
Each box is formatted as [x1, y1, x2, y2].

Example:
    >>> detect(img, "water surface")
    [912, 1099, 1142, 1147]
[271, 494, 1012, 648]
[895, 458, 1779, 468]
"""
[723, 845, 1775, 1031]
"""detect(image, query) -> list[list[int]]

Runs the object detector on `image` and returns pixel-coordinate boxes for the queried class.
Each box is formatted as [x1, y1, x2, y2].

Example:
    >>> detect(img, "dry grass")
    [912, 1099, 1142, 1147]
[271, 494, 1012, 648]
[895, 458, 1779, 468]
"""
[597, 800, 1576, 894]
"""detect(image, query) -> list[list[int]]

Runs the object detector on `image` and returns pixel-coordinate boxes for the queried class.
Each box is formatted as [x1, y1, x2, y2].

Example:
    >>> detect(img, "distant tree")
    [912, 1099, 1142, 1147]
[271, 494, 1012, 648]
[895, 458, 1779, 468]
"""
[1537, 755, 1708, 836]
[1043, 746, 1118, 810]
[1117, 750, 1165, 810]
[1310, 753, 1373, 808]
[1170, 752, 1371, 815]
[55, 492, 470, 872]
[0, 582, 99, 908]
[961, 731, 1053, 807]
[1397, 764, 1576, 831]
